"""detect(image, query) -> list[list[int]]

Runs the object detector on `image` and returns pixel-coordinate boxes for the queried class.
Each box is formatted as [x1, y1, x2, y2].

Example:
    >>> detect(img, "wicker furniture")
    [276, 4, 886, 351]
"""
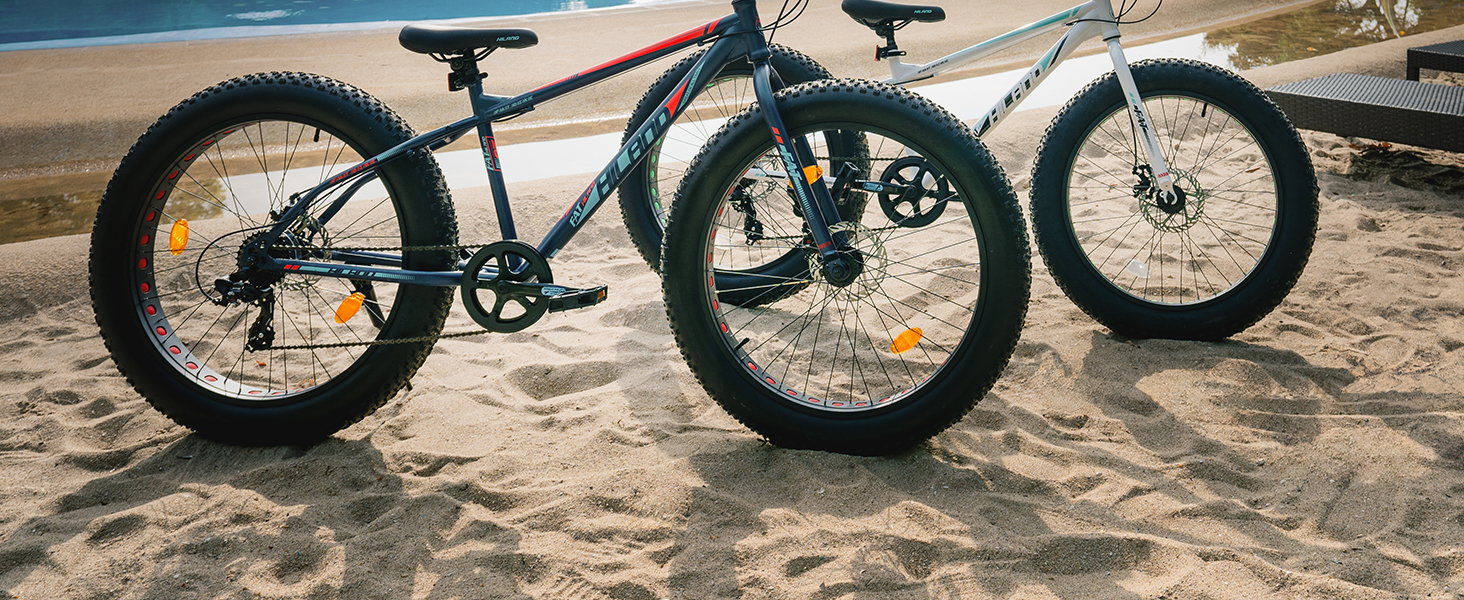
[1266, 72, 1464, 152]
[1407, 39, 1464, 81]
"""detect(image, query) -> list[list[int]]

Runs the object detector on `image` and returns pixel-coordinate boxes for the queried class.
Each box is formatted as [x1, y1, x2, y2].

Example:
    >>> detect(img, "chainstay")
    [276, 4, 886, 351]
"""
[263, 242, 492, 350]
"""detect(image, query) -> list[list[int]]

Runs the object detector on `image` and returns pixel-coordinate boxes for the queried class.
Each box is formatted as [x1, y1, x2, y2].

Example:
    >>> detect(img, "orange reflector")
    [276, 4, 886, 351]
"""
[802, 165, 823, 183]
[785, 165, 825, 192]
[168, 219, 189, 256]
[335, 292, 365, 324]
[891, 327, 923, 354]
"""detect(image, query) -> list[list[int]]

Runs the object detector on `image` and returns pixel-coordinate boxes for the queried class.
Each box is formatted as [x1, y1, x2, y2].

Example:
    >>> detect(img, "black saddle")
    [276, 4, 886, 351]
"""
[399, 24, 538, 56]
[841, 0, 945, 29]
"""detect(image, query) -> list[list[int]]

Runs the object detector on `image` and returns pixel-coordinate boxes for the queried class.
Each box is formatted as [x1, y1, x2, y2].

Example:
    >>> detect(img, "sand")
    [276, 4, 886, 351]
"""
[3, 2, 1464, 599]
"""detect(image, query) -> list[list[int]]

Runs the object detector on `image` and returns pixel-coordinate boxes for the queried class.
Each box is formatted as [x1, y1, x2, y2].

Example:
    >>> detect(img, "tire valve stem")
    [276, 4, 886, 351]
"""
[168, 219, 189, 256]
[335, 292, 365, 324]
[891, 327, 922, 354]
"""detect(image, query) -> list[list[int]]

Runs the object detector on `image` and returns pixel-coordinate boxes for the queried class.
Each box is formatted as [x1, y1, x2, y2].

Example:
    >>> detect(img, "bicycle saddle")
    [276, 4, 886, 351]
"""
[399, 24, 538, 55]
[841, 0, 945, 28]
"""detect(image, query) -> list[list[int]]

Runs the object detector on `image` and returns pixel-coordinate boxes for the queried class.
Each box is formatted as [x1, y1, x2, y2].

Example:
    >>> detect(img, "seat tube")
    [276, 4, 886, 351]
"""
[468, 83, 519, 242]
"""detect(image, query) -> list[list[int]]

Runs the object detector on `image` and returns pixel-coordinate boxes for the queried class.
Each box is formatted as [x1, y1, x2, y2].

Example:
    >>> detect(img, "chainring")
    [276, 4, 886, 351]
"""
[878, 156, 949, 228]
[460, 241, 553, 333]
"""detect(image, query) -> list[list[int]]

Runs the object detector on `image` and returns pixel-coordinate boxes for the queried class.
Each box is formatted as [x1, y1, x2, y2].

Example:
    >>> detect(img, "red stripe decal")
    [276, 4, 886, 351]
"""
[530, 19, 723, 93]
[666, 80, 690, 114]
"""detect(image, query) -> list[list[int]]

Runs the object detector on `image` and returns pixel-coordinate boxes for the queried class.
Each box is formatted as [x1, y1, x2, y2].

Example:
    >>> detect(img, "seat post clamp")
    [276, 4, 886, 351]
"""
[448, 70, 487, 92]
[446, 55, 487, 92]
[873, 23, 907, 61]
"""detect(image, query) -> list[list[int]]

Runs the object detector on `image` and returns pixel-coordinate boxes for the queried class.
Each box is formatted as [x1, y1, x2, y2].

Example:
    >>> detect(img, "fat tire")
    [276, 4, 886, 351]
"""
[662, 80, 1031, 456]
[1030, 59, 1318, 340]
[90, 72, 457, 446]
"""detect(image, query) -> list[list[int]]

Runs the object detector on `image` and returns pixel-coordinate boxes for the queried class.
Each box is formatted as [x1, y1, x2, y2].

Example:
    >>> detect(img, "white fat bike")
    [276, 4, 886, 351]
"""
[625, 0, 1319, 341]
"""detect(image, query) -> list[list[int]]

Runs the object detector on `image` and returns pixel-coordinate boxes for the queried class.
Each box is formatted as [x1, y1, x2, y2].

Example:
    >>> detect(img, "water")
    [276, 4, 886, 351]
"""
[0, 0, 671, 51]
[1203, 0, 1464, 69]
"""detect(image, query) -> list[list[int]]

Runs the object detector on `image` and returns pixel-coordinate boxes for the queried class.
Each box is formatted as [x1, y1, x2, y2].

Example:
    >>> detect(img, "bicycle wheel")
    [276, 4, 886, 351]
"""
[662, 80, 1031, 456]
[619, 43, 831, 269]
[1030, 59, 1318, 341]
[90, 72, 458, 446]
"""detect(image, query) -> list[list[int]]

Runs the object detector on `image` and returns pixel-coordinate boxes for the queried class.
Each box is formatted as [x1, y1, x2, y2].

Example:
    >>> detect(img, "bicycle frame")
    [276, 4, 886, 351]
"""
[879, 0, 1178, 197]
[249, 0, 841, 288]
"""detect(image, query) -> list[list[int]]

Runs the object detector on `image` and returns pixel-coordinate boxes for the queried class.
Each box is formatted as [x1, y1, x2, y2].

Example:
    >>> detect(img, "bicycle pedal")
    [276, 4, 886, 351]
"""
[545, 285, 608, 313]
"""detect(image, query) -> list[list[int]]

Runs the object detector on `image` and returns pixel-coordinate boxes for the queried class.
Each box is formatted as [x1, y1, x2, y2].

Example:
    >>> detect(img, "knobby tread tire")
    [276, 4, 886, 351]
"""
[90, 72, 457, 446]
[662, 79, 1031, 456]
[1030, 59, 1318, 341]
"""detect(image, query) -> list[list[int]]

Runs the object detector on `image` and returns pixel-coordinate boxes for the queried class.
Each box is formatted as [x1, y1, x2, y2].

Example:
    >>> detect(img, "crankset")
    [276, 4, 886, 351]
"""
[460, 241, 607, 333]
[876, 156, 949, 228]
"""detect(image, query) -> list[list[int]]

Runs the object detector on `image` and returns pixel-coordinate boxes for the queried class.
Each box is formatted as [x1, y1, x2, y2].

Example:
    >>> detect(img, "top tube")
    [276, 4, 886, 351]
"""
[881, 0, 1113, 86]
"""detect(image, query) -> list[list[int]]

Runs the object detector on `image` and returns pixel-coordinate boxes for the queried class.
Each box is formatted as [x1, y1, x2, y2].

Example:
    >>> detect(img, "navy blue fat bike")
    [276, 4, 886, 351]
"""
[90, 0, 1031, 455]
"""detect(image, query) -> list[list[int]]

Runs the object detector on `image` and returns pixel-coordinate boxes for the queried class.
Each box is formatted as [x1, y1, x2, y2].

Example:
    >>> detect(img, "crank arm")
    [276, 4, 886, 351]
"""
[488, 281, 609, 313]
[855, 179, 911, 195]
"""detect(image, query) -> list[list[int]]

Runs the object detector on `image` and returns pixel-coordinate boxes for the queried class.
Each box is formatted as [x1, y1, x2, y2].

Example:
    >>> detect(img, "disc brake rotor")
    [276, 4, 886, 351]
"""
[1140, 169, 1206, 232]
[808, 222, 887, 301]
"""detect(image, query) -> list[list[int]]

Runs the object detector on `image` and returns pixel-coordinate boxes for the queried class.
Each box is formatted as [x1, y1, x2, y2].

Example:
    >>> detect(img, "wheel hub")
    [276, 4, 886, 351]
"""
[808, 223, 887, 301]
[1156, 185, 1188, 215]
[1139, 169, 1206, 233]
[822, 250, 865, 287]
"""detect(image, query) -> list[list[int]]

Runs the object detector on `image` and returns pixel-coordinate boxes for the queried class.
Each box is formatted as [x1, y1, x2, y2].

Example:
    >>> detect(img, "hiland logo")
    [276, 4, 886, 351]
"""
[974, 39, 1062, 136]
[569, 110, 670, 226]
[1127, 91, 1151, 132]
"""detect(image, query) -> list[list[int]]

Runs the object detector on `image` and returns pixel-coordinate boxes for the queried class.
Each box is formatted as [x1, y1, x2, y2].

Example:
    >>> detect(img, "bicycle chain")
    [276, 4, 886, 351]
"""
[262, 328, 490, 351]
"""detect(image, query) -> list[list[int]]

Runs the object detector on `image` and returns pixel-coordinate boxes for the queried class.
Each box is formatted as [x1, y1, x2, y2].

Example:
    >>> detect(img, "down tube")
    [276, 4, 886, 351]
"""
[971, 18, 1103, 136]
[536, 35, 750, 260]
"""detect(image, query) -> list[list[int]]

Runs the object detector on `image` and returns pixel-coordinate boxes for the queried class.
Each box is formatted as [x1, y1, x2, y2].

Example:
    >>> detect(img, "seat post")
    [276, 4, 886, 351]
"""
[446, 54, 487, 93]
[873, 23, 906, 61]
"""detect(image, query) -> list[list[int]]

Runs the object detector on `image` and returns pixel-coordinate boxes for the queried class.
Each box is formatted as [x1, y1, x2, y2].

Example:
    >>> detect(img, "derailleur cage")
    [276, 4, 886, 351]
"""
[245, 289, 276, 352]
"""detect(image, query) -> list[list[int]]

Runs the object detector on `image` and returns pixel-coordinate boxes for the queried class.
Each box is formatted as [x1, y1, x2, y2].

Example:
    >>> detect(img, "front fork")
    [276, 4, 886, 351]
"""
[1106, 38, 1180, 206]
[750, 59, 850, 269]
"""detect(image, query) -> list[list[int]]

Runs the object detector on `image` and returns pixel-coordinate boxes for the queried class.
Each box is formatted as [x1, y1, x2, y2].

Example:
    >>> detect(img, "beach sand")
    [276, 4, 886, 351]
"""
[3, 2, 1464, 598]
